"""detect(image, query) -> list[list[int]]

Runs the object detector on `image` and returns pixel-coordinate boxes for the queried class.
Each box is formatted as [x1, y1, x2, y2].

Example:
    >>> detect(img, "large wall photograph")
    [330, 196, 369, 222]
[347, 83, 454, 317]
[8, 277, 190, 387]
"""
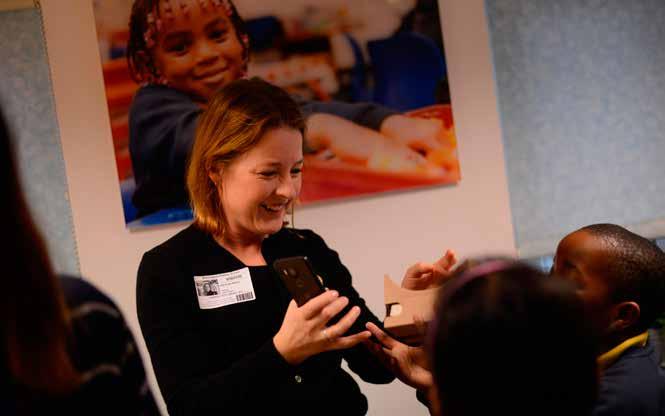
[93, 0, 459, 228]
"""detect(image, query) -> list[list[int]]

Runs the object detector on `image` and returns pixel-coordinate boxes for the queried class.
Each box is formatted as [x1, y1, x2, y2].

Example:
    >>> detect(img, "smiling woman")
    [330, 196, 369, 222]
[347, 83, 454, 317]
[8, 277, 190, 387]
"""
[136, 78, 395, 415]
[187, 78, 305, 245]
[209, 127, 304, 239]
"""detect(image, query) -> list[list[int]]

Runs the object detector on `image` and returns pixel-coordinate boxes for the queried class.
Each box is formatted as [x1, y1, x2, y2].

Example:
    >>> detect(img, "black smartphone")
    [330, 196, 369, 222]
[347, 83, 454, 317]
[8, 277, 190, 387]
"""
[273, 256, 378, 341]
[273, 256, 325, 306]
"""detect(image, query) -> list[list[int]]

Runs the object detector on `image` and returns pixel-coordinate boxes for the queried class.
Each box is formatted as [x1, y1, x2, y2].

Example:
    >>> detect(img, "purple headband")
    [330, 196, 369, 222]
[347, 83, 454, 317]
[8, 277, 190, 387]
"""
[439, 259, 517, 305]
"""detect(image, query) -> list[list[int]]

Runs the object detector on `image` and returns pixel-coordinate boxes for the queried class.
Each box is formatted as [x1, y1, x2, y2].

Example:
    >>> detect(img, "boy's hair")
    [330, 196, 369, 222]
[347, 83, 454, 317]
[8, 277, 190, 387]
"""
[580, 223, 665, 331]
[186, 78, 305, 235]
[429, 259, 598, 416]
[127, 0, 249, 83]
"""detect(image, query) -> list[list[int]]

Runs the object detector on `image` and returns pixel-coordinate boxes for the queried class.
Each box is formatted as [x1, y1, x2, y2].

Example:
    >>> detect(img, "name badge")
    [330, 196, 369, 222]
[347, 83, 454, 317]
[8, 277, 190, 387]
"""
[194, 267, 256, 310]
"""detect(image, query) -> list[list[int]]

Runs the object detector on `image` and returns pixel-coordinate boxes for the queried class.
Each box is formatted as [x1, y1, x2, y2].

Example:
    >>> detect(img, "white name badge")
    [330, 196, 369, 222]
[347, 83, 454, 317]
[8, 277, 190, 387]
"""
[194, 267, 256, 310]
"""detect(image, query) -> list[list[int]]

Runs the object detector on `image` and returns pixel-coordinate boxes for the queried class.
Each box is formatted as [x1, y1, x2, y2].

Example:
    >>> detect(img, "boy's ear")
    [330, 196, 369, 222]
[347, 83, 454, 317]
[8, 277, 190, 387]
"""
[609, 301, 640, 332]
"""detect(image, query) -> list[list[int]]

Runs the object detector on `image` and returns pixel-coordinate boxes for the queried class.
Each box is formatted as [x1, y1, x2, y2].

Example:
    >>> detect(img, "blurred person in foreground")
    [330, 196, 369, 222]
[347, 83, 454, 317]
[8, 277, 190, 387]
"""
[0, 106, 158, 415]
[367, 258, 599, 416]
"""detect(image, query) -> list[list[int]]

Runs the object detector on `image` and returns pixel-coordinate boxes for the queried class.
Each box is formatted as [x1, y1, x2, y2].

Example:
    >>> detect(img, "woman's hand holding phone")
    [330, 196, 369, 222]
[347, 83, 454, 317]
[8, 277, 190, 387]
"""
[273, 290, 372, 365]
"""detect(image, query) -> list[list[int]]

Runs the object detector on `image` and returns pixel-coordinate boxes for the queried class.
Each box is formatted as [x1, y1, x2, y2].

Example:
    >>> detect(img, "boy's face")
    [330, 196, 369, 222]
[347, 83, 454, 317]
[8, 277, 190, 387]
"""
[152, 0, 245, 101]
[552, 230, 615, 336]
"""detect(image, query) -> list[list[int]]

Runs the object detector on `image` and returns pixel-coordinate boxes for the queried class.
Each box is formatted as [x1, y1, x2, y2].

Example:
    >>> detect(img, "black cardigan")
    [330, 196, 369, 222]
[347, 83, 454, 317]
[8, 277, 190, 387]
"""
[137, 225, 394, 415]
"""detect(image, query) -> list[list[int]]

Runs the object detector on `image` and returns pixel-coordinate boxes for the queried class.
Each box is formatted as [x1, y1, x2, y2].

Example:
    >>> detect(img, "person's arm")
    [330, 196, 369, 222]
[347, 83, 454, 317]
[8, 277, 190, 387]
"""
[300, 230, 396, 384]
[136, 251, 293, 415]
[294, 96, 397, 131]
[364, 322, 432, 390]
[128, 86, 202, 213]
[295, 97, 447, 152]
[129, 86, 202, 179]
[364, 322, 438, 414]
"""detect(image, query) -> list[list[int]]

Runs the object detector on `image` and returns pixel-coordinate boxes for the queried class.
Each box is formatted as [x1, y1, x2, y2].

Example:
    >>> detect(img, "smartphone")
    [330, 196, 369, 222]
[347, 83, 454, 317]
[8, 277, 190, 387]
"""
[273, 256, 378, 342]
[273, 256, 325, 306]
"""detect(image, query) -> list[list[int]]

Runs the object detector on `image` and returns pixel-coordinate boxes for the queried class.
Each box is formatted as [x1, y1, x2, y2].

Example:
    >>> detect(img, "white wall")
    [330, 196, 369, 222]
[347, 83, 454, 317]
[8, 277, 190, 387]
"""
[41, 0, 514, 414]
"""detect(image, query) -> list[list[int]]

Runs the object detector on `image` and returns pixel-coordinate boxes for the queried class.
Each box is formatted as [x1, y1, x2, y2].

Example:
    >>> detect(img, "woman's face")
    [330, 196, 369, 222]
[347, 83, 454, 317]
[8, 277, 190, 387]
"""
[152, 0, 245, 101]
[214, 127, 304, 241]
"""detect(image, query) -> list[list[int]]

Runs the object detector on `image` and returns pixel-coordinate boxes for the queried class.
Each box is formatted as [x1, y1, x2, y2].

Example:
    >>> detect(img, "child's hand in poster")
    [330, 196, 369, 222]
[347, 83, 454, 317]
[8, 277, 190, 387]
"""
[380, 114, 446, 152]
[305, 113, 442, 175]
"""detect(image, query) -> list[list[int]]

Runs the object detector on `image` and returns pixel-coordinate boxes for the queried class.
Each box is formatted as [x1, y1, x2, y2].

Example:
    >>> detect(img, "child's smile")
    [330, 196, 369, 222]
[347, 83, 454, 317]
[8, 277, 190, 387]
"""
[152, 0, 244, 101]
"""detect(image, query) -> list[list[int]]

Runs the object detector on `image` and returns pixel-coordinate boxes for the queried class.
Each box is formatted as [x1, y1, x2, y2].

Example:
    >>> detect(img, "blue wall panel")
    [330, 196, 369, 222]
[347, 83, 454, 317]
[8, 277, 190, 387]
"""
[486, 0, 665, 255]
[0, 7, 79, 274]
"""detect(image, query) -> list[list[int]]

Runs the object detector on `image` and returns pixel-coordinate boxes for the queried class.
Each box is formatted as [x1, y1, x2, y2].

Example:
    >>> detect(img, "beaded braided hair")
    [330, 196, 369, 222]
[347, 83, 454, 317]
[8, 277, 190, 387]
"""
[126, 0, 250, 84]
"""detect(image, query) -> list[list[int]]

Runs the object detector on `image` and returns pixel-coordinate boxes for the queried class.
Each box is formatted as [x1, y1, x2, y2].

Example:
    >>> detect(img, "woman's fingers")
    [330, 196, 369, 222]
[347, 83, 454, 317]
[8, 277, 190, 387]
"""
[315, 305, 372, 351]
[327, 305, 361, 335]
[329, 331, 372, 350]
[285, 299, 298, 312]
[300, 290, 339, 319]
[312, 296, 350, 327]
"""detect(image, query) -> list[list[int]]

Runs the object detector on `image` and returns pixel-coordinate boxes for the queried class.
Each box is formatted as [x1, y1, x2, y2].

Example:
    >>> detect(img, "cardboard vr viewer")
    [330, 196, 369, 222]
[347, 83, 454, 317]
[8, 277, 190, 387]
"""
[383, 275, 439, 345]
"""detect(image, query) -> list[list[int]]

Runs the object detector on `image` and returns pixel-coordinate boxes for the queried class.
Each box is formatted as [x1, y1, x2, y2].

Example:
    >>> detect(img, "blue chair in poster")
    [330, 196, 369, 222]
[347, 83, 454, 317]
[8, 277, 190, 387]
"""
[367, 32, 446, 112]
[120, 177, 138, 224]
[120, 177, 193, 227]
[135, 205, 193, 227]
[343, 33, 372, 102]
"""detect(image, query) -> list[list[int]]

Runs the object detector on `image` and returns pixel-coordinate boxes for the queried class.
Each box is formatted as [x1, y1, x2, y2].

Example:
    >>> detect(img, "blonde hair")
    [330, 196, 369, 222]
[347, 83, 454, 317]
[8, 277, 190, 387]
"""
[187, 78, 305, 235]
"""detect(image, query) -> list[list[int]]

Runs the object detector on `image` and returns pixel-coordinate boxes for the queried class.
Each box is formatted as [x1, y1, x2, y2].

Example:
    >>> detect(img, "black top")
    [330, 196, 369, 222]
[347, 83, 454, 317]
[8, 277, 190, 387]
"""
[136, 225, 394, 415]
[2, 276, 158, 415]
[593, 336, 665, 416]
[128, 84, 397, 216]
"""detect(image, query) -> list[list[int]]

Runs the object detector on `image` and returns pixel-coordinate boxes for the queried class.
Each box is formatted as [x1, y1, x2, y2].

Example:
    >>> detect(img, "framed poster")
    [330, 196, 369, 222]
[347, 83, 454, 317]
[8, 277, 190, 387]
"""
[93, 0, 459, 228]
